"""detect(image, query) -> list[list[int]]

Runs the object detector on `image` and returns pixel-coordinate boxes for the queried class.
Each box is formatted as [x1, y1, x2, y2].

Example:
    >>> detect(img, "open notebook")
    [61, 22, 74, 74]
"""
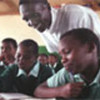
[0, 93, 33, 100]
[0, 93, 55, 100]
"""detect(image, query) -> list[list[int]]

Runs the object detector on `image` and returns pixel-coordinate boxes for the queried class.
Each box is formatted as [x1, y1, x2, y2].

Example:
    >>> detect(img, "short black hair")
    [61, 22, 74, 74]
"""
[39, 53, 48, 58]
[20, 39, 38, 57]
[49, 53, 58, 60]
[60, 28, 100, 57]
[2, 38, 17, 49]
[19, 0, 51, 10]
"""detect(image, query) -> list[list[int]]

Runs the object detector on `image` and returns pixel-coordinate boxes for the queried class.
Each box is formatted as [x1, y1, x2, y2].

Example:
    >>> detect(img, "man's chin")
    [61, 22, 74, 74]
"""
[37, 27, 46, 32]
[33, 24, 47, 32]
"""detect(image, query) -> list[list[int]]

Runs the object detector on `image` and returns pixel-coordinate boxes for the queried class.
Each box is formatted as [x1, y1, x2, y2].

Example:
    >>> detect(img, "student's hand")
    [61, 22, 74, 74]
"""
[60, 82, 84, 98]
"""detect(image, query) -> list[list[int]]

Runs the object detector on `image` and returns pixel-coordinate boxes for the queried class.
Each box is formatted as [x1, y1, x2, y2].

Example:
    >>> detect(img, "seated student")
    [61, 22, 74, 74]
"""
[34, 28, 100, 100]
[0, 39, 52, 96]
[48, 53, 63, 74]
[38, 53, 48, 67]
[0, 38, 17, 74]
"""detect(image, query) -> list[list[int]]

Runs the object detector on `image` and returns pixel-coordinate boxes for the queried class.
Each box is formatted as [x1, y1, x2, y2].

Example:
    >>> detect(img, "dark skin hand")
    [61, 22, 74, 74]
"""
[34, 82, 84, 98]
[59, 82, 84, 98]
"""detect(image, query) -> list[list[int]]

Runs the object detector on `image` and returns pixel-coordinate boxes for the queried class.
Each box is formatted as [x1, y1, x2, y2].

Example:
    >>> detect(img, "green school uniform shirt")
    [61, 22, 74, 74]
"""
[47, 67, 100, 100]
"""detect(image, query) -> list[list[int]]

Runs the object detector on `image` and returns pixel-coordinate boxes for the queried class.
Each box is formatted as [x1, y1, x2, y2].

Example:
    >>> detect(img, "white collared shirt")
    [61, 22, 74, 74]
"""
[49, 63, 58, 74]
[38, 4, 100, 53]
[89, 69, 100, 86]
[17, 61, 40, 77]
[49, 62, 58, 69]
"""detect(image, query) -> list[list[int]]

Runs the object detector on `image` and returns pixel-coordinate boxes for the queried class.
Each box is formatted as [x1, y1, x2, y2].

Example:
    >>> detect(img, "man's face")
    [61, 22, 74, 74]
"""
[19, 3, 51, 32]
[59, 36, 91, 75]
[15, 45, 36, 72]
[1, 42, 16, 64]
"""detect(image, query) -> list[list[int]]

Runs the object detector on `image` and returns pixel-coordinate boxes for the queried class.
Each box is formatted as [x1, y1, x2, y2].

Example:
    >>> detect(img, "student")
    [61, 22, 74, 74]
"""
[34, 28, 100, 99]
[0, 38, 17, 74]
[38, 53, 48, 66]
[19, 0, 100, 52]
[0, 39, 52, 96]
[48, 53, 63, 74]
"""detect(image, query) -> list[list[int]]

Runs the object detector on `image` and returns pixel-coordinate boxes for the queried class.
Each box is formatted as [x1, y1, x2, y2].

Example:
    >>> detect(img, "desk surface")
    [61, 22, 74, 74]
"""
[0, 93, 55, 100]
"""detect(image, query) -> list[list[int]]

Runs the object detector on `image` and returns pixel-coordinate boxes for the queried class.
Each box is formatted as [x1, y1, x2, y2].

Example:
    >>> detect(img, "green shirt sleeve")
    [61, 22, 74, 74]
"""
[47, 68, 70, 87]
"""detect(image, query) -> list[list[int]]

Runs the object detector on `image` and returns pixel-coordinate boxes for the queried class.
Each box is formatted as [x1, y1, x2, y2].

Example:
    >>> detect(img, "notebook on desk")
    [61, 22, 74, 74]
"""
[0, 93, 33, 100]
[0, 93, 55, 100]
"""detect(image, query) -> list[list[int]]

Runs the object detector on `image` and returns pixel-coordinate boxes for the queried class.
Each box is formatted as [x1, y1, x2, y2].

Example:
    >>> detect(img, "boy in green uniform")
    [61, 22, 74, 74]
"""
[0, 38, 17, 74]
[0, 39, 52, 96]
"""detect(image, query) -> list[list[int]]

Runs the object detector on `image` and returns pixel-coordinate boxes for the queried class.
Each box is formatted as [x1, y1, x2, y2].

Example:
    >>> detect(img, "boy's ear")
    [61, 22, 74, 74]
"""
[88, 42, 95, 53]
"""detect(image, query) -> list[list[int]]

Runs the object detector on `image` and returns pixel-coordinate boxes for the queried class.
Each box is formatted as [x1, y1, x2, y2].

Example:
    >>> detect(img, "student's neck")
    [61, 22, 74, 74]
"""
[81, 64, 99, 84]
[26, 66, 33, 75]
[26, 62, 37, 75]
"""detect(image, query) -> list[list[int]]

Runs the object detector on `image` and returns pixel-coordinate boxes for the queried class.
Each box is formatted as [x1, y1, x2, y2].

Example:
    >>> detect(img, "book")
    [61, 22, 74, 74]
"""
[0, 93, 33, 100]
[0, 93, 55, 100]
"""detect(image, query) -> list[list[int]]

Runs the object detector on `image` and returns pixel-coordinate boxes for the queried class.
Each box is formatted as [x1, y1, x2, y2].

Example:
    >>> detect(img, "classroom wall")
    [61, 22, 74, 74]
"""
[0, 15, 44, 46]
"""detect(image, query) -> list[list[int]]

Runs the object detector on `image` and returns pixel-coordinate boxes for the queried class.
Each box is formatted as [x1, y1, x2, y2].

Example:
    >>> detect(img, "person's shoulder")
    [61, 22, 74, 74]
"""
[55, 67, 67, 75]
[40, 64, 51, 72]
[9, 64, 18, 70]
[60, 4, 87, 11]
[0, 64, 19, 77]
[47, 67, 69, 87]
[62, 4, 84, 8]
[6, 64, 19, 75]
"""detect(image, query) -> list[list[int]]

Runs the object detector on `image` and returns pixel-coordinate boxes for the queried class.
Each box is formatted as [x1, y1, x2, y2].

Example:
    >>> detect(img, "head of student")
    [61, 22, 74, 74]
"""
[19, 0, 51, 32]
[15, 39, 38, 73]
[48, 53, 58, 66]
[0, 38, 17, 65]
[59, 28, 100, 75]
[38, 53, 48, 65]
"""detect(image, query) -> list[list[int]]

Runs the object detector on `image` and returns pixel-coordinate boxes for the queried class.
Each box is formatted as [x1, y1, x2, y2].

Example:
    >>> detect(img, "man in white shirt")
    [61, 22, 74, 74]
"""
[19, 0, 100, 52]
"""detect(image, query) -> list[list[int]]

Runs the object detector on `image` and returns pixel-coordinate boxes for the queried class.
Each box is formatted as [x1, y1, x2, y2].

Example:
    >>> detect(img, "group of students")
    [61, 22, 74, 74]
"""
[0, 38, 52, 95]
[0, 0, 100, 99]
[38, 53, 63, 74]
[0, 28, 100, 99]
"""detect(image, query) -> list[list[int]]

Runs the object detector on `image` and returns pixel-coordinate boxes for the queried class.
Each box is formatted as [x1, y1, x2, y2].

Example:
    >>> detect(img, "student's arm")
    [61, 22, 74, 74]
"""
[34, 81, 84, 98]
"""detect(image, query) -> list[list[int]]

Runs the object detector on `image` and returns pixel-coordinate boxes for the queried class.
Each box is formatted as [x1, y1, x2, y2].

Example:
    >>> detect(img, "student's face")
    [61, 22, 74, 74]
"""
[15, 45, 36, 71]
[19, 3, 51, 32]
[38, 55, 48, 65]
[48, 56, 57, 66]
[1, 42, 16, 62]
[59, 36, 92, 75]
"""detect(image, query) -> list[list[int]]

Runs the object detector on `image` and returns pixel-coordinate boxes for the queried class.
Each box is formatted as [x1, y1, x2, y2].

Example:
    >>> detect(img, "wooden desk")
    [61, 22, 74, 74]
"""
[0, 93, 55, 100]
